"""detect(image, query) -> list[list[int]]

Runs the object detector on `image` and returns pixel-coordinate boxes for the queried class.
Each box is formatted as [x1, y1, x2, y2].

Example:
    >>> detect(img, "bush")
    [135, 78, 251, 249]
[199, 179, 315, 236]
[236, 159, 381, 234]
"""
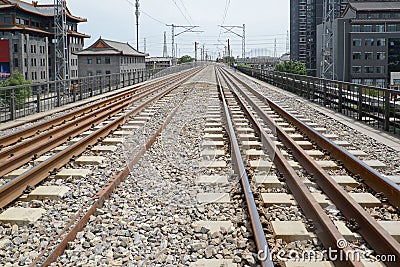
[0, 71, 32, 106]
[275, 60, 306, 75]
[177, 55, 195, 64]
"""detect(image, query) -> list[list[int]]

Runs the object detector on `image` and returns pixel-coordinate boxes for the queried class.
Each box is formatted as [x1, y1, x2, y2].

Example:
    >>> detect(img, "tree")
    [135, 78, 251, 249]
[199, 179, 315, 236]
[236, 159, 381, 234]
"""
[0, 71, 32, 106]
[177, 55, 195, 64]
[275, 60, 306, 75]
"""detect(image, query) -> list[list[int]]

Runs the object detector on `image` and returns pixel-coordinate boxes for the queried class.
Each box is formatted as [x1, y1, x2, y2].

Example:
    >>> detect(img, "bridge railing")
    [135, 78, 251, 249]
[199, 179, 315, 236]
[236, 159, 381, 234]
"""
[238, 66, 400, 136]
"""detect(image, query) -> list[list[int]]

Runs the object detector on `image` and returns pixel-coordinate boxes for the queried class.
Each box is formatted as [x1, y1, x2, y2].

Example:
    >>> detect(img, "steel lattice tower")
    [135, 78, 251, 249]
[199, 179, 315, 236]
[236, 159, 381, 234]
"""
[54, 0, 69, 88]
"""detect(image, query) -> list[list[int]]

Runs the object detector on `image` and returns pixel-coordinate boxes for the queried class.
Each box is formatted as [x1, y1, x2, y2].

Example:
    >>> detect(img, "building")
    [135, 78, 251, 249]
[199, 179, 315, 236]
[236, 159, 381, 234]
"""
[290, 0, 392, 77]
[145, 57, 172, 72]
[0, 0, 89, 82]
[76, 37, 146, 78]
[324, 2, 400, 88]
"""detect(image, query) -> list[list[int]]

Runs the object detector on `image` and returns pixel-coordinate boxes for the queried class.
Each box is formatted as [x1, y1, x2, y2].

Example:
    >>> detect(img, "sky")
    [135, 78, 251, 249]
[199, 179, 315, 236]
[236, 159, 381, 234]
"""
[40, 0, 289, 59]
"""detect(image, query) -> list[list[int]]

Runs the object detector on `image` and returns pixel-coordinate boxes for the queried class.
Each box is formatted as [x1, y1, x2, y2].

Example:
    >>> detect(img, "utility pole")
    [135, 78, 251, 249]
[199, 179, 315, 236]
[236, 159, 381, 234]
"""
[274, 38, 277, 58]
[135, 0, 140, 50]
[227, 39, 231, 58]
[195, 42, 198, 61]
[144, 38, 146, 54]
[166, 24, 202, 65]
[286, 30, 289, 54]
[163, 31, 168, 57]
[53, 0, 69, 100]
[202, 44, 205, 61]
[219, 24, 246, 59]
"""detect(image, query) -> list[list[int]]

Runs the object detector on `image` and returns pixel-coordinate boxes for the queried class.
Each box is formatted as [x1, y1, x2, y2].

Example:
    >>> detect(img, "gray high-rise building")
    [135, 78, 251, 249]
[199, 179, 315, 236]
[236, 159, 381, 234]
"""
[290, 0, 393, 77]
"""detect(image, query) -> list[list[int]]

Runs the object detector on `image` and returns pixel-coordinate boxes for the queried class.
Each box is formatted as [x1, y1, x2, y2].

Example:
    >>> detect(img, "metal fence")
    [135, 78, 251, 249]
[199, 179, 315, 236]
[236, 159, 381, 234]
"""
[0, 62, 204, 123]
[238, 67, 400, 136]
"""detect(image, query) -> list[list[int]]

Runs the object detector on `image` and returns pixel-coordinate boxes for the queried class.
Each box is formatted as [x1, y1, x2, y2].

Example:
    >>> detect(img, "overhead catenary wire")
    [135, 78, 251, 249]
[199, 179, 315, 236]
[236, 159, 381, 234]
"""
[171, 0, 192, 25]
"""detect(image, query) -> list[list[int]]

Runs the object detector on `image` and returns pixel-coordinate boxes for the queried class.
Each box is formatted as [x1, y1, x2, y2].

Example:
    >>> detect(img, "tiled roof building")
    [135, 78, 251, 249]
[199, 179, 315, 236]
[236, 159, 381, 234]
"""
[0, 0, 89, 82]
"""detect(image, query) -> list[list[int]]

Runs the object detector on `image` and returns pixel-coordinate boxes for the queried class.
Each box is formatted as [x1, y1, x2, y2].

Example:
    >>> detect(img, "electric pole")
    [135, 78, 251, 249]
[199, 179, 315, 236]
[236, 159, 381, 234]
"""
[227, 39, 231, 58]
[144, 38, 146, 54]
[274, 38, 277, 58]
[135, 0, 140, 50]
[219, 24, 246, 59]
[195, 42, 198, 61]
[163, 31, 168, 57]
[166, 24, 202, 65]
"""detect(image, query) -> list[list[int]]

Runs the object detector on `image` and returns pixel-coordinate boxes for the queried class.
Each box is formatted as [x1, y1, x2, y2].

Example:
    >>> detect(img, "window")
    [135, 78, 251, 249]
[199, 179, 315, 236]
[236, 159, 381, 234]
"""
[352, 66, 361, 73]
[376, 38, 386, 46]
[387, 24, 397, 32]
[96, 58, 101, 64]
[96, 70, 102, 76]
[24, 58, 27, 67]
[106, 70, 111, 75]
[353, 39, 361, 46]
[13, 44, 18, 53]
[13, 58, 19, 67]
[105, 57, 110, 64]
[3, 16, 11, 24]
[376, 79, 386, 88]
[351, 25, 361, 32]
[376, 66, 385, 74]
[365, 52, 373, 60]
[363, 79, 373, 86]
[352, 79, 362, 84]
[87, 58, 93, 64]
[87, 71, 93, 76]
[352, 52, 361, 60]
[375, 25, 385, 32]
[363, 25, 372, 32]
[365, 38, 374, 46]
[377, 52, 386, 60]
[364, 66, 374, 73]
[24, 44, 26, 53]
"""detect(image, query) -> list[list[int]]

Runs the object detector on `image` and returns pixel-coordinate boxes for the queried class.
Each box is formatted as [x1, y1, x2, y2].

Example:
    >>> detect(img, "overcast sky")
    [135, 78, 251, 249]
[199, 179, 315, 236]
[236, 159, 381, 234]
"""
[41, 0, 289, 59]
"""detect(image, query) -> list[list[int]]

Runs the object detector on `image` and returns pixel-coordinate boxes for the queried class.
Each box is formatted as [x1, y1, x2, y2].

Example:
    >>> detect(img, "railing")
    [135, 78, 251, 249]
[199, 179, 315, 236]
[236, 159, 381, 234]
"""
[238, 66, 400, 136]
[0, 63, 202, 123]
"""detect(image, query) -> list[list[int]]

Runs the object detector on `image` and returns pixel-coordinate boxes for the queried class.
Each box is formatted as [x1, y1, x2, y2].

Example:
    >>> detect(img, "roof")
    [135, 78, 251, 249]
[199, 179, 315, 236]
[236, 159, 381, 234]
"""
[146, 57, 172, 62]
[76, 38, 146, 57]
[348, 2, 400, 12]
[0, 0, 87, 22]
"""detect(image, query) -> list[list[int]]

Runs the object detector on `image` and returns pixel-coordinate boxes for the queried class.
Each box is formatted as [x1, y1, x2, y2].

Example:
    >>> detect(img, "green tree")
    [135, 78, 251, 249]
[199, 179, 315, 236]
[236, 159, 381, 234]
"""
[0, 71, 32, 106]
[177, 55, 195, 64]
[275, 60, 306, 75]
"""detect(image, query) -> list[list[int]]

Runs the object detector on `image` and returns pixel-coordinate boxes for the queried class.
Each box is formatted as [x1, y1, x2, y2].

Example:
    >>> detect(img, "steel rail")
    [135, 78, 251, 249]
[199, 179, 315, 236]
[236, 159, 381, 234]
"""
[0, 82, 169, 177]
[218, 67, 363, 267]
[220, 67, 400, 266]
[0, 68, 201, 209]
[233, 70, 400, 210]
[215, 68, 273, 267]
[0, 71, 186, 147]
[31, 71, 200, 267]
[0, 70, 197, 177]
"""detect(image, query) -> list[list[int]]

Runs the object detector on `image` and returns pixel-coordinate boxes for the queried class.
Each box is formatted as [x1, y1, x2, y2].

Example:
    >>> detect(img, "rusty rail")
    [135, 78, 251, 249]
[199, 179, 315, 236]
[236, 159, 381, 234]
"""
[220, 67, 400, 266]
[215, 68, 273, 267]
[31, 69, 200, 267]
[0, 68, 201, 209]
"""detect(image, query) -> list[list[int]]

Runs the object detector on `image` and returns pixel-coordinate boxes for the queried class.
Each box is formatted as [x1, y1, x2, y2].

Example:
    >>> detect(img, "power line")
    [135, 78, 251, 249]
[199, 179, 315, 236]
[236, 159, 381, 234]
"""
[217, 0, 231, 42]
[123, 0, 166, 25]
[171, 0, 192, 25]
[177, 0, 194, 24]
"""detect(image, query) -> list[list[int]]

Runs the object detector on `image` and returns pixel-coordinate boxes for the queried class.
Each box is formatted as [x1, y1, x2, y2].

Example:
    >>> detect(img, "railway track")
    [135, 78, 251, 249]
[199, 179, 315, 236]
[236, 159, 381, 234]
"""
[216, 66, 399, 266]
[0, 64, 398, 266]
